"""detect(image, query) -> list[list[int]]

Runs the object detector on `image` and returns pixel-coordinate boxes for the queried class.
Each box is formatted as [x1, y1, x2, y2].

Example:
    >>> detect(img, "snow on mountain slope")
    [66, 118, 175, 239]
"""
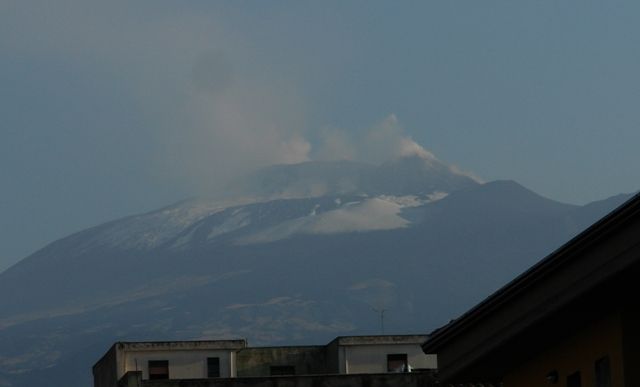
[79, 193, 447, 250]
[63, 156, 469, 252]
[237, 194, 445, 244]
[93, 200, 229, 249]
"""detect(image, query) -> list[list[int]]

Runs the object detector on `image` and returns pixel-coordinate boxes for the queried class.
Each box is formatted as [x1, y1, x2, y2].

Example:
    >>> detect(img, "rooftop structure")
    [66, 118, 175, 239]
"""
[93, 340, 247, 387]
[94, 335, 436, 387]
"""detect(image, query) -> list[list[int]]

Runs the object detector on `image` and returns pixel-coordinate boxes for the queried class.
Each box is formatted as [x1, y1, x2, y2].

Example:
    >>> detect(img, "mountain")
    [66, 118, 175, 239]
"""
[0, 157, 633, 387]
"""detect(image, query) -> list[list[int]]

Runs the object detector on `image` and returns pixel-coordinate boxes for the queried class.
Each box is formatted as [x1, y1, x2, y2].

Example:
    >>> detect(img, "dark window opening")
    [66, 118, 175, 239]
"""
[595, 356, 612, 387]
[387, 354, 408, 372]
[567, 371, 582, 387]
[270, 365, 295, 376]
[207, 357, 220, 378]
[148, 360, 169, 380]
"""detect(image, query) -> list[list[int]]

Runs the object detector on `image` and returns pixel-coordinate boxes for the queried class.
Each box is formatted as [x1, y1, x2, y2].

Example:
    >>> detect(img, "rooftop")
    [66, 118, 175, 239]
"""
[116, 339, 248, 351]
[330, 334, 428, 346]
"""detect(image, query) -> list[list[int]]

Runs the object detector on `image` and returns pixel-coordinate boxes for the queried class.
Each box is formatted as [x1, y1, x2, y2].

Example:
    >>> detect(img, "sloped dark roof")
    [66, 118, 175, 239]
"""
[422, 192, 640, 381]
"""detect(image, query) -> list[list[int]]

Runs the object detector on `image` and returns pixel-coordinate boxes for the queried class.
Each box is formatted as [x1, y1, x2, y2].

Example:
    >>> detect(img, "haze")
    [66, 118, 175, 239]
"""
[2, 1, 640, 271]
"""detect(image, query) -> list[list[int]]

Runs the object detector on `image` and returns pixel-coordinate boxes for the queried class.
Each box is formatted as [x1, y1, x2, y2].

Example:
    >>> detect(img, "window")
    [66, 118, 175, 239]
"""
[207, 357, 220, 378]
[567, 371, 582, 387]
[595, 356, 612, 387]
[387, 354, 408, 372]
[148, 360, 169, 380]
[270, 365, 295, 376]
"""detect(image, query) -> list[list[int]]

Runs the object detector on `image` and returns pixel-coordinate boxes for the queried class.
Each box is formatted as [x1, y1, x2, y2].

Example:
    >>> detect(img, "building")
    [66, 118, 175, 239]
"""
[93, 340, 247, 387]
[94, 335, 436, 387]
[422, 193, 640, 387]
[235, 335, 436, 377]
[326, 335, 435, 374]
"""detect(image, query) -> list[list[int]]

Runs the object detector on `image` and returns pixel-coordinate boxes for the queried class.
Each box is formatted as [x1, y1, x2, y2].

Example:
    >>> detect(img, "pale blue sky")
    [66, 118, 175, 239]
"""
[2, 1, 639, 271]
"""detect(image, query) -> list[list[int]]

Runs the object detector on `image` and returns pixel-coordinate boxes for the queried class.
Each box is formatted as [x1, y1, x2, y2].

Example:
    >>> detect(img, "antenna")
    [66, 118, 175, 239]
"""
[371, 307, 387, 334]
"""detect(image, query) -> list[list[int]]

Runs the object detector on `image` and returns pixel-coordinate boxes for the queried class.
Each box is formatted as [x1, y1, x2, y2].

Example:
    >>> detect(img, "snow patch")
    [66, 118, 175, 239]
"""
[238, 197, 410, 244]
[307, 198, 408, 234]
[426, 191, 448, 202]
[88, 198, 262, 250]
[207, 210, 252, 240]
[95, 200, 228, 249]
[309, 204, 320, 216]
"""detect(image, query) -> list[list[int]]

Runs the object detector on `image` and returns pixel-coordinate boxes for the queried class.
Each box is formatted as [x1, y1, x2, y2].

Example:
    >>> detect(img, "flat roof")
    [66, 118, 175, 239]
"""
[116, 339, 247, 351]
[330, 334, 428, 346]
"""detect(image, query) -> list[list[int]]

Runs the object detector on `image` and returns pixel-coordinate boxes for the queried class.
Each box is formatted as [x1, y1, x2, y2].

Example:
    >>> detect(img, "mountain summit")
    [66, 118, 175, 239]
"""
[232, 155, 479, 199]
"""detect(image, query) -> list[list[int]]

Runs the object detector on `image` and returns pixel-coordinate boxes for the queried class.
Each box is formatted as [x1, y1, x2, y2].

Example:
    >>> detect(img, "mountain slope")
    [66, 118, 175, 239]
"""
[0, 159, 633, 387]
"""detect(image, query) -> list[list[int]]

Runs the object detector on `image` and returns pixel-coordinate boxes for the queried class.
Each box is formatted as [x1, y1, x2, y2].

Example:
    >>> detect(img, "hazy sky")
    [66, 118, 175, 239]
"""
[2, 1, 640, 271]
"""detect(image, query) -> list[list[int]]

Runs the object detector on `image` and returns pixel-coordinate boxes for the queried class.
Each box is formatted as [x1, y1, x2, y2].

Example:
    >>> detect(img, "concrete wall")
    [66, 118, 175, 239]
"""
[122, 349, 237, 379]
[339, 344, 437, 374]
[94, 345, 118, 387]
[236, 346, 327, 376]
[324, 340, 340, 374]
[502, 311, 625, 387]
[119, 371, 437, 387]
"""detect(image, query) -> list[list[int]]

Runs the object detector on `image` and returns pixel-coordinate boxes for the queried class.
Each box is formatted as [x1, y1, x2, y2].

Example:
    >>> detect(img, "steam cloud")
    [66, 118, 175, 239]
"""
[1, 1, 468, 196]
[314, 114, 435, 164]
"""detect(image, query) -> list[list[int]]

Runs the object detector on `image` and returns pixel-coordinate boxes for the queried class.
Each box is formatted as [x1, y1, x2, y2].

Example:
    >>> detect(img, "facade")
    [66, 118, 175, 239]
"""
[94, 335, 436, 387]
[422, 193, 640, 387]
[326, 335, 436, 374]
[93, 340, 247, 387]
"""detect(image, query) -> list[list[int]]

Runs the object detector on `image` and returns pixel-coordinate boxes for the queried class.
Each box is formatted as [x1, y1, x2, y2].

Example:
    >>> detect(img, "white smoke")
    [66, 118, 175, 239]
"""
[1, 1, 314, 195]
[179, 67, 312, 189]
[313, 114, 436, 164]
[313, 128, 357, 161]
[1, 1, 478, 197]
